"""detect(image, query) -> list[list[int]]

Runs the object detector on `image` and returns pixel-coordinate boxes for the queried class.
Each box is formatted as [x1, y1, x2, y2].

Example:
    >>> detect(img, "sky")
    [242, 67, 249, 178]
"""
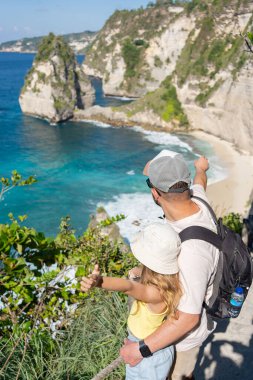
[0, 0, 151, 43]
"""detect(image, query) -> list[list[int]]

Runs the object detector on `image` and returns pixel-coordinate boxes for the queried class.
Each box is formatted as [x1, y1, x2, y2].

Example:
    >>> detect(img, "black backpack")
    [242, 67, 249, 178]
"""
[179, 196, 253, 319]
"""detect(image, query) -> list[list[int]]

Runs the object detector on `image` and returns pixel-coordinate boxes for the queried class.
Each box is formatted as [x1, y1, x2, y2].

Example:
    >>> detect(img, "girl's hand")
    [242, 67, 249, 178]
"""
[80, 264, 102, 292]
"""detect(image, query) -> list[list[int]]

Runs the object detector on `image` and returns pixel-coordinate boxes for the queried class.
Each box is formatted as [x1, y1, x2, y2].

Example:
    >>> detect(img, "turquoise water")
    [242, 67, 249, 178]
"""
[0, 52, 224, 237]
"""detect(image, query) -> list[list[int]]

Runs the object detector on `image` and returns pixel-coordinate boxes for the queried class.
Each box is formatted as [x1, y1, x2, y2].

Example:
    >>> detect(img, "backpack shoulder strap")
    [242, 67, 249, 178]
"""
[191, 195, 218, 226]
[179, 226, 222, 250]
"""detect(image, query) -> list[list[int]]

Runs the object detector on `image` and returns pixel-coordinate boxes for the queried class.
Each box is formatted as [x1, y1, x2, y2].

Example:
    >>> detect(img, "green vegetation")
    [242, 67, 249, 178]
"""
[195, 79, 224, 107]
[84, 5, 178, 93]
[20, 32, 87, 119]
[122, 38, 143, 78]
[35, 33, 75, 65]
[175, 15, 246, 107]
[185, 0, 208, 14]
[133, 39, 148, 47]
[160, 77, 188, 124]
[0, 171, 249, 378]
[84, 0, 252, 110]
[121, 76, 188, 127]
[0, 293, 127, 379]
[154, 55, 163, 68]
[37, 71, 46, 83]
[223, 212, 243, 235]
[0, 212, 133, 336]
[176, 0, 251, 90]
[0, 170, 136, 378]
[0, 170, 37, 201]
[53, 97, 71, 113]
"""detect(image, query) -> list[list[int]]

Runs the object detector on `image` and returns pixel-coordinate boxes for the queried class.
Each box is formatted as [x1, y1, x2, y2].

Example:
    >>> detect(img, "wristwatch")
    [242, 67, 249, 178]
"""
[139, 340, 153, 358]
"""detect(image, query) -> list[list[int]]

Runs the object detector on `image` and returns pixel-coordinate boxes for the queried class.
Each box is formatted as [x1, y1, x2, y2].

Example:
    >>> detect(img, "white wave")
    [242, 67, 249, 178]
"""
[207, 158, 228, 184]
[127, 170, 135, 175]
[107, 95, 135, 101]
[99, 192, 163, 243]
[87, 120, 113, 128]
[100, 163, 227, 243]
[132, 126, 192, 151]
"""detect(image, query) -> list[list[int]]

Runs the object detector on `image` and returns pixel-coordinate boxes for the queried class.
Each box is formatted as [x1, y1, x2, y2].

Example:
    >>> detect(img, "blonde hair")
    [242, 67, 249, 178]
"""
[140, 265, 182, 320]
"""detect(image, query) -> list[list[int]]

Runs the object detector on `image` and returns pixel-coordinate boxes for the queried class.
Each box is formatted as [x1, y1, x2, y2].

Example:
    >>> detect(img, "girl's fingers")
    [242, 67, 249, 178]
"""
[80, 277, 96, 291]
[92, 263, 100, 276]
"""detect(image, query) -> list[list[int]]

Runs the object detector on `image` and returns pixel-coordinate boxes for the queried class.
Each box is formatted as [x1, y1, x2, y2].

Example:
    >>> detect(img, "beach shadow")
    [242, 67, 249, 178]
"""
[195, 317, 253, 380]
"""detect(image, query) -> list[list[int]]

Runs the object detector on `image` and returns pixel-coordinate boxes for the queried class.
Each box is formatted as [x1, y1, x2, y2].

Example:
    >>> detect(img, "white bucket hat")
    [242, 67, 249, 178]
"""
[130, 222, 181, 275]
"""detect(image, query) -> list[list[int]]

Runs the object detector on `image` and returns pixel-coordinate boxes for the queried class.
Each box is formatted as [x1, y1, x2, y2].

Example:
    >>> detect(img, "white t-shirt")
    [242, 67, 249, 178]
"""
[166, 184, 220, 351]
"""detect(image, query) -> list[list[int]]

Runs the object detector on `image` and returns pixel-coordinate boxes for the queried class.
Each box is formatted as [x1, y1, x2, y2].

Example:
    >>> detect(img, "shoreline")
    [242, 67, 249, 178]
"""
[23, 103, 253, 218]
[190, 130, 253, 217]
[75, 110, 253, 217]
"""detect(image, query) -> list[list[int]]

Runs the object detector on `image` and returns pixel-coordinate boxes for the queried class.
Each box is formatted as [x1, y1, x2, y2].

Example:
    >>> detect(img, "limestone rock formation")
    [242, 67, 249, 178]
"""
[82, 5, 191, 98]
[82, 0, 253, 153]
[19, 33, 95, 123]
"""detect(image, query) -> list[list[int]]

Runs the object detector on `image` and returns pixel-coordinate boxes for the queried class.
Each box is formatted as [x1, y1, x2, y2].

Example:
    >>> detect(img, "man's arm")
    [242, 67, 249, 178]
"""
[193, 156, 209, 190]
[120, 310, 200, 366]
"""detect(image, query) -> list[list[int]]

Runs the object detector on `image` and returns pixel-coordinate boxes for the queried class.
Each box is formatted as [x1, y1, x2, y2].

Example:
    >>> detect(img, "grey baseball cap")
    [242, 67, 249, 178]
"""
[146, 150, 191, 192]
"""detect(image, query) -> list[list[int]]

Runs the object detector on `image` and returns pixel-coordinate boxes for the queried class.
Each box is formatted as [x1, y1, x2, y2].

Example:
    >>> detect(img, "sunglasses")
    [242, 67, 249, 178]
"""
[146, 178, 189, 193]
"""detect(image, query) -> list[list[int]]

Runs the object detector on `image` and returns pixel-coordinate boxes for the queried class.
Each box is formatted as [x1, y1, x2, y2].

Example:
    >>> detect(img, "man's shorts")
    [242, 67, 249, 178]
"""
[169, 345, 200, 380]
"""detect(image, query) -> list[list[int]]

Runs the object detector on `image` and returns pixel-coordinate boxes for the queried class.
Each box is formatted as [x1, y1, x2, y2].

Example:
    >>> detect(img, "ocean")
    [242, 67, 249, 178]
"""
[0, 52, 226, 240]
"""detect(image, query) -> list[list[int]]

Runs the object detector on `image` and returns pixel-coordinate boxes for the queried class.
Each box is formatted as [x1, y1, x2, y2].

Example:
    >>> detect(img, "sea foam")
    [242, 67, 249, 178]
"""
[87, 120, 113, 128]
[100, 192, 164, 243]
[132, 126, 193, 151]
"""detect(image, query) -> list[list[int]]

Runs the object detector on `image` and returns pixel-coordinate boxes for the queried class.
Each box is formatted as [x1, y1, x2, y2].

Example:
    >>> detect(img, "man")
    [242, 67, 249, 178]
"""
[120, 150, 219, 380]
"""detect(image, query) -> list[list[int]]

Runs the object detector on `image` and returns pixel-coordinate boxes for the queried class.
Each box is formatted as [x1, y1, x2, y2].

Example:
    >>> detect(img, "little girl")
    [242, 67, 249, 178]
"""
[80, 222, 182, 380]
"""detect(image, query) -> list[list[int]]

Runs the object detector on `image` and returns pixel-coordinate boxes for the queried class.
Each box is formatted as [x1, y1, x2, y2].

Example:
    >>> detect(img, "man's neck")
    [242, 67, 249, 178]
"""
[162, 199, 200, 222]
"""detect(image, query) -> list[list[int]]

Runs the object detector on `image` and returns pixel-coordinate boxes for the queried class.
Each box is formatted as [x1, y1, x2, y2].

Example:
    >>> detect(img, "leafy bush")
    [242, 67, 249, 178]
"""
[154, 55, 163, 68]
[133, 39, 146, 46]
[222, 212, 243, 235]
[0, 170, 136, 378]
[122, 39, 142, 78]
[0, 170, 37, 202]
[160, 77, 189, 125]
[0, 214, 134, 338]
[35, 33, 75, 65]
[120, 75, 188, 127]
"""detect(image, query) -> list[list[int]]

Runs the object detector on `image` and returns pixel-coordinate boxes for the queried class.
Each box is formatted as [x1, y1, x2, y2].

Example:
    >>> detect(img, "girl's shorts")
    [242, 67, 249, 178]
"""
[125, 331, 174, 380]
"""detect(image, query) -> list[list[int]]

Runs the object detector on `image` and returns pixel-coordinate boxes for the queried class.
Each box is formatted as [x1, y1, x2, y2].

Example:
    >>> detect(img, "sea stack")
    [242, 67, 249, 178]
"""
[19, 33, 95, 123]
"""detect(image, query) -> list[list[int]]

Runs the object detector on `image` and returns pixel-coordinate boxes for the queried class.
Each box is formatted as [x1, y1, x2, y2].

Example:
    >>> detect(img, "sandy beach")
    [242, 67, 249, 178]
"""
[191, 131, 253, 217]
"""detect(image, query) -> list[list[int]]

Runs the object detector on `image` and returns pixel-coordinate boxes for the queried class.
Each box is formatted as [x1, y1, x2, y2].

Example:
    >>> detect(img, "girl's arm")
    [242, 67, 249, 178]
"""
[80, 264, 163, 304]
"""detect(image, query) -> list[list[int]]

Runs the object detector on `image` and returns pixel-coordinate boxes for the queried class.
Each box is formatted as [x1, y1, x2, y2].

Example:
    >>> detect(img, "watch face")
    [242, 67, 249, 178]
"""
[139, 340, 153, 357]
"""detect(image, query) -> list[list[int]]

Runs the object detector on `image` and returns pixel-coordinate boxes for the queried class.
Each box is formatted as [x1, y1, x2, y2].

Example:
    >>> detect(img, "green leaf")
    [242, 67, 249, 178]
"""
[247, 32, 253, 44]
[18, 215, 28, 222]
[75, 266, 86, 277]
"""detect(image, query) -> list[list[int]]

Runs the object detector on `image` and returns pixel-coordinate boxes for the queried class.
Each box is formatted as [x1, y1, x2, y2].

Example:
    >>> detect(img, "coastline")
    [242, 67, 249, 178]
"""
[190, 130, 253, 217]
[76, 108, 253, 218]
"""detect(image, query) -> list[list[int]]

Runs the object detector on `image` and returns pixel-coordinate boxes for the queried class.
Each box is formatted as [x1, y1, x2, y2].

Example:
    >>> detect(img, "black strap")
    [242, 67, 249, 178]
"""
[179, 226, 222, 250]
[191, 195, 218, 226]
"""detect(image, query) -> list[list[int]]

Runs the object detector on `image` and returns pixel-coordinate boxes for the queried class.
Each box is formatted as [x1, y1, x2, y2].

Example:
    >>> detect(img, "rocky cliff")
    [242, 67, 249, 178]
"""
[82, 5, 193, 97]
[19, 33, 95, 123]
[81, 0, 253, 152]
